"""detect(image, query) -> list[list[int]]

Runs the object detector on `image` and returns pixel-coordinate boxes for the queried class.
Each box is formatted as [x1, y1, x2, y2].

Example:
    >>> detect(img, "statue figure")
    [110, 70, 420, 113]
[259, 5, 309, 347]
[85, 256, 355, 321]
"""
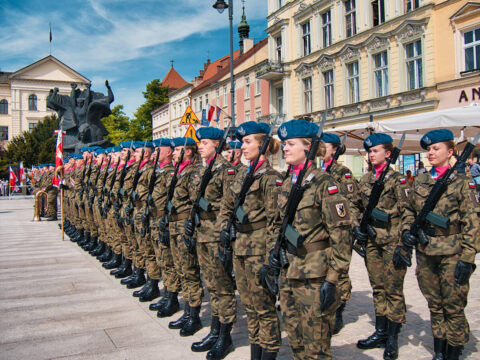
[47, 80, 114, 153]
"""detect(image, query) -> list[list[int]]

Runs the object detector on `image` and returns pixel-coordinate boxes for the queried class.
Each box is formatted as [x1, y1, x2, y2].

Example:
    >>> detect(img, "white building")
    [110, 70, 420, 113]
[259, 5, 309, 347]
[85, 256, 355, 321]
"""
[169, 83, 193, 138]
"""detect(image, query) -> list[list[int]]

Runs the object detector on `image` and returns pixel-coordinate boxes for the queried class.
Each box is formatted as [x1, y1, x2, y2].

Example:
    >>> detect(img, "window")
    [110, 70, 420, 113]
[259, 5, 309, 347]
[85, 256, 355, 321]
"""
[302, 21, 311, 56]
[185, 99, 189, 109]
[372, 0, 385, 26]
[199, 96, 203, 111]
[256, 79, 261, 95]
[28, 94, 37, 111]
[276, 87, 284, 114]
[28, 122, 36, 133]
[173, 104, 177, 118]
[223, 86, 228, 104]
[245, 77, 250, 99]
[216, 88, 220, 103]
[0, 99, 7, 114]
[205, 94, 209, 107]
[405, 0, 419, 12]
[275, 35, 282, 62]
[322, 10, 332, 48]
[405, 40, 423, 90]
[345, 0, 357, 38]
[256, 109, 262, 120]
[464, 28, 480, 72]
[303, 77, 313, 113]
[347, 61, 360, 103]
[278, 0, 282, 9]
[245, 111, 250, 122]
[323, 70, 334, 108]
[179, 102, 183, 116]
[194, 98, 197, 112]
[374, 52, 388, 97]
[0, 126, 8, 140]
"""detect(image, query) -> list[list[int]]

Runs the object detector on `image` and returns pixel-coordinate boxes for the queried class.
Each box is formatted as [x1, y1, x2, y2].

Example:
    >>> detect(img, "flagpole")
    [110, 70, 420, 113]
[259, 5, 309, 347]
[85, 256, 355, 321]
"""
[61, 187, 64, 241]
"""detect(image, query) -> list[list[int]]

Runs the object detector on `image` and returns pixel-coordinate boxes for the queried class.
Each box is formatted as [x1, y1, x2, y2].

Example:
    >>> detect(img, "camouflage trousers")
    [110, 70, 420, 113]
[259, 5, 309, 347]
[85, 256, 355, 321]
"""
[197, 241, 237, 324]
[92, 202, 103, 240]
[233, 254, 281, 352]
[74, 197, 85, 229]
[416, 252, 470, 346]
[152, 224, 180, 292]
[170, 219, 202, 307]
[285, 277, 339, 360]
[365, 240, 407, 323]
[46, 188, 57, 218]
[84, 202, 96, 237]
[107, 207, 124, 255]
[131, 210, 146, 269]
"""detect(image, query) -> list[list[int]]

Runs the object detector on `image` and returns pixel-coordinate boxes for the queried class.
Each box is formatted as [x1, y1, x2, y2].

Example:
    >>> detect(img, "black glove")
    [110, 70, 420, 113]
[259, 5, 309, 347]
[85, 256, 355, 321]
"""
[402, 230, 418, 249]
[268, 251, 281, 272]
[184, 219, 195, 237]
[454, 260, 476, 285]
[320, 281, 336, 312]
[220, 229, 231, 248]
[353, 226, 368, 245]
[393, 245, 412, 269]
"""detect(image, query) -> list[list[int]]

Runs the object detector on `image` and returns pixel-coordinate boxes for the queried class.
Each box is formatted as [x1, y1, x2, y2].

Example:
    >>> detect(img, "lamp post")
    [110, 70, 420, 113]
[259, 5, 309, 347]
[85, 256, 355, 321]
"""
[213, 0, 235, 127]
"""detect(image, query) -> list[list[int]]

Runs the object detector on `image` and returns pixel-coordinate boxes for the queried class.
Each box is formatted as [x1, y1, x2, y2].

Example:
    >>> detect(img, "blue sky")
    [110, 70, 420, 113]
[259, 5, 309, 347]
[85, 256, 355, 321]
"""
[0, 0, 268, 117]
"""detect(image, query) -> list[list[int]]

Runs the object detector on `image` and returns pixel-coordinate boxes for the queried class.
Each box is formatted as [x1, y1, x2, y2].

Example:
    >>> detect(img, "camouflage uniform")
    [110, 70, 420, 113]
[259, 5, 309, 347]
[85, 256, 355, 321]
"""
[401, 171, 479, 346]
[118, 162, 138, 261]
[86, 163, 101, 238]
[353, 167, 408, 324]
[93, 162, 109, 243]
[218, 160, 282, 352]
[108, 162, 127, 256]
[44, 171, 58, 218]
[103, 162, 118, 251]
[276, 165, 352, 359]
[74, 164, 87, 231]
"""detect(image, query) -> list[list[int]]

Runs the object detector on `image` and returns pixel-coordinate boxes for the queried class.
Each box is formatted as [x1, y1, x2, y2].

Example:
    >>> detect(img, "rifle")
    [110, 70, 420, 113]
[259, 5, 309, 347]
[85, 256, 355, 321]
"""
[325, 134, 347, 173]
[183, 124, 231, 253]
[102, 156, 120, 218]
[259, 113, 326, 296]
[158, 146, 186, 247]
[352, 132, 406, 258]
[113, 150, 131, 226]
[140, 148, 161, 237]
[78, 156, 89, 200]
[124, 146, 146, 227]
[398, 131, 480, 267]
[97, 155, 112, 207]
[219, 128, 273, 271]
[88, 157, 104, 209]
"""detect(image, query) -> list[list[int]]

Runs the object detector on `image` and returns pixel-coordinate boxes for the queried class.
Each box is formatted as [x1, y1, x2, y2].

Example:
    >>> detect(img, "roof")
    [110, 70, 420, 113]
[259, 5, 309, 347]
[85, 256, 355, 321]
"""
[190, 38, 268, 95]
[161, 66, 188, 90]
[0, 72, 12, 84]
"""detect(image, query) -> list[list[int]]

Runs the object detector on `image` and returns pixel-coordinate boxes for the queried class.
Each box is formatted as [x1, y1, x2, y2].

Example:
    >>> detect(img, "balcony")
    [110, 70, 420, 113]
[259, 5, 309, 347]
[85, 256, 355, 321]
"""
[256, 61, 284, 81]
[258, 113, 286, 127]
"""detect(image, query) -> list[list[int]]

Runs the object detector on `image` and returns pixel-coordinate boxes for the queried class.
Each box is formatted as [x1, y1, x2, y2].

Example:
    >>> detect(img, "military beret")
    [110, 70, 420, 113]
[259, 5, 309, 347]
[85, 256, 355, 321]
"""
[80, 146, 90, 153]
[420, 129, 454, 150]
[120, 141, 133, 149]
[277, 119, 319, 141]
[153, 138, 174, 148]
[133, 141, 154, 149]
[364, 133, 393, 151]
[234, 121, 270, 141]
[321, 132, 341, 144]
[228, 140, 242, 149]
[197, 127, 224, 141]
[111, 146, 122, 153]
[94, 148, 106, 156]
[171, 137, 197, 147]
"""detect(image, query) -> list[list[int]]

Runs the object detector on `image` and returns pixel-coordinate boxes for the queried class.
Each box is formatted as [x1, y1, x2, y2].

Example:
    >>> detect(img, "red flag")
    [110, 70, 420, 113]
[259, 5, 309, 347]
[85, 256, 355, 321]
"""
[19, 161, 26, 183]
[52, 130, 65, 187]
[9, 166, 19, 193]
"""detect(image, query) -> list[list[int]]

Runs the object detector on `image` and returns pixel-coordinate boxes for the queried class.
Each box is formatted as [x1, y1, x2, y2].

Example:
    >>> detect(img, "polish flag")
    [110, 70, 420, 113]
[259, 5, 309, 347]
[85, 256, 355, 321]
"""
[9, 166, 19, 193]
[19, 161, 26, 183]
[53, 130, 65, 187]
[207, 104, 222, 123]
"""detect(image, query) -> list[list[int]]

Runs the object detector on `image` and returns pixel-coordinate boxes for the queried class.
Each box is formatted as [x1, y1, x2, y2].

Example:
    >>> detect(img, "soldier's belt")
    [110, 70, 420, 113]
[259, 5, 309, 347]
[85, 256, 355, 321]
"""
[424, 221, 461, 237]
[152, 210, 165, 217]
[295, 240, 330, 256]
[170, 212, 190, 222]
[236, 220, 267, 233]
[200, 210, 219, 220]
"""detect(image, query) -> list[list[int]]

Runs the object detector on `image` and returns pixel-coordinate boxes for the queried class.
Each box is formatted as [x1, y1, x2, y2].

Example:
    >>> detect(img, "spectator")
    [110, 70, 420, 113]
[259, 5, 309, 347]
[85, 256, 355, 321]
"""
[406, 170, 415, 187]
[468, 157, 480, 193]
[417, 161, 427, 175]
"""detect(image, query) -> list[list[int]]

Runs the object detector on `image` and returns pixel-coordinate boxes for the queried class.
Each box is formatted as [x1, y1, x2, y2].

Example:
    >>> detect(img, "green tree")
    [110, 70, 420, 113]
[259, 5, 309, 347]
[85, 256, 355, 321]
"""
[101, 105, 131, 145]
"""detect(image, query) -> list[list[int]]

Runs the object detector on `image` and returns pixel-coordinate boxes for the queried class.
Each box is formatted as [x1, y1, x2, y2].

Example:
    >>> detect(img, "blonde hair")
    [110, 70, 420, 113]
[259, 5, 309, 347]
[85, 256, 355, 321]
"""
[253, 134, 281, 155]
[300, 138, 326, 157]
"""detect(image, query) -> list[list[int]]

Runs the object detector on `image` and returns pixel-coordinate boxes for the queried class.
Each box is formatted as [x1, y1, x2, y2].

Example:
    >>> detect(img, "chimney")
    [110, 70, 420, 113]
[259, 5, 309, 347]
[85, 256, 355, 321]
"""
[243, 39, 254, 53]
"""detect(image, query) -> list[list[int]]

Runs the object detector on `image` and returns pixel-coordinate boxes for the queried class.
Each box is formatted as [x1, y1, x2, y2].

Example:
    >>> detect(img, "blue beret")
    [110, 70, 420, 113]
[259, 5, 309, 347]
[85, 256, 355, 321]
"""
[133, 141, 154, 149]
[154, 138, 174, 148]
[80, 146, 90, 153]
[364, 133, 393, 151]
[235, 121, 270, 141]
[172, 137, 197, 147]
[90, 146, 102, 151]
[111, 146, 122, 153]
[228, 141, 242, 149]
[321, 132, 341, 144]
[120, 141, 133, 149]
[94, 148, 106, 156]
[197, 127, 224, 141]
[277, 119, 319, 141]
[420, 129, 454, 150]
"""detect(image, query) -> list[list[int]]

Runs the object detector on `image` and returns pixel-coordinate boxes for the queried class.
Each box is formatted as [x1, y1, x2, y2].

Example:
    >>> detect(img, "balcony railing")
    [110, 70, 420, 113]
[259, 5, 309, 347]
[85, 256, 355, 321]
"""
[256, 61, 284, 81]
[258, 113, 286, 126]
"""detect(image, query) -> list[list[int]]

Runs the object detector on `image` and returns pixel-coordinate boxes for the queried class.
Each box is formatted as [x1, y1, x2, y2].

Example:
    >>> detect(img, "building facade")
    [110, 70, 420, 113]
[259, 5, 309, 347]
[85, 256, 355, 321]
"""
[170, 84, 193, 138]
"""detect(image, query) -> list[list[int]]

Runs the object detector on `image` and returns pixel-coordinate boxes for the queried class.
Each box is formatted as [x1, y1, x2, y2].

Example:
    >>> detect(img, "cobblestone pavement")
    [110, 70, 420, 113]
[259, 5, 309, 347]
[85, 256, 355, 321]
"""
[0, 199, 478, 359]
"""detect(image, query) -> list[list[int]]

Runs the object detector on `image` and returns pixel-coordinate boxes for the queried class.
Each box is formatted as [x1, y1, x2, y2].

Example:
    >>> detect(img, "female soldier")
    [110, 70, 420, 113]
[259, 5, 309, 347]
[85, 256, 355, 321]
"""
[226, 140, 247, 173]
[218, 121, 282, 360]
[395, 129, 478, 360]
[353, 133, 408, 360]
[274, 120, 352, 359]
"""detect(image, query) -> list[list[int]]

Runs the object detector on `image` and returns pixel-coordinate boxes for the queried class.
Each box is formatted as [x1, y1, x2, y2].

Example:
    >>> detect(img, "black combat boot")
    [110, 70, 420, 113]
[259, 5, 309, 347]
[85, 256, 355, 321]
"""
[446, 344, 463, 360]
[126, 268, 146, 289]
[139, 278, 160, 302]
[383, 320, 401, 360]
[103, 252, 121, 269]
[83, 235, 97, 251]
[157, 291, 180, 318]
[180, 305, 202, 336]
[149, 290, 168, 311]
[110, 256, 127, 276]
[192, 316, 220, 352]
[169, 304, 190, 329]
[133, 277, 151, 297]
[90, 240, 105, 256]
[72, 229, 84, 242]
[97, 246, 112, 262]
[334, 303, 346, 335]
[433, 338, 446, 360]
[260, 350, 277, 360]
[250, 344, 262, 360]
[206, 322, 233, 359]
[115, 258, 132, 278]
[78, 232, 90, 247]
[121, 266, 138, 285]
[357, 316, 388, 349]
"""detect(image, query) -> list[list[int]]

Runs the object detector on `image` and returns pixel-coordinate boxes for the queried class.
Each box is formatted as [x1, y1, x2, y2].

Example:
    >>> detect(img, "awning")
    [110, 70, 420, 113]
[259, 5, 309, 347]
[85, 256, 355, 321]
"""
[328, 104, 480, 154]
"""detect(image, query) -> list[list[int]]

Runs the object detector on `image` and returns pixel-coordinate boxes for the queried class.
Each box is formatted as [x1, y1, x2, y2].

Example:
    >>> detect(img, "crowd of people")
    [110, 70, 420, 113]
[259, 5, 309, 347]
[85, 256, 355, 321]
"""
[30, 123, 479, 360]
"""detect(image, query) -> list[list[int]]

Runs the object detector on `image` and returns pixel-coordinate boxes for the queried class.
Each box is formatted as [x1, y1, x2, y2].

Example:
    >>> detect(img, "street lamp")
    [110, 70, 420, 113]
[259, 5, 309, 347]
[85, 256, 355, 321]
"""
[213, 0, 235, 127]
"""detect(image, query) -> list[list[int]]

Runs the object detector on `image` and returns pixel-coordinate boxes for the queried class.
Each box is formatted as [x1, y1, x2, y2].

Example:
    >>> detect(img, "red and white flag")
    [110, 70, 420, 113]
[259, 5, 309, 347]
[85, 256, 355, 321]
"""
[9, 166, 19, 193]
[207, 104, 222, 123]
[52, 130, 65, 187]
[19, 161, 26, 183]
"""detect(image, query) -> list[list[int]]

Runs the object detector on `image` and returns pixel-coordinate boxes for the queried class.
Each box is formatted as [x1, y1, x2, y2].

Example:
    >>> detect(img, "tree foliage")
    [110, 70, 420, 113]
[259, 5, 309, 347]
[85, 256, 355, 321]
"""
[101, 105, 131, 145]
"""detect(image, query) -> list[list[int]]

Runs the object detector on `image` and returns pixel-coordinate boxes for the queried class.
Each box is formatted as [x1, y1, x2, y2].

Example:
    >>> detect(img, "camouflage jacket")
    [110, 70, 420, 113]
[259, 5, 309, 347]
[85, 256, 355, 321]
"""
[170, 161, 202, 216]
[95, 164, 110, 196]
[196, 156, 237, 243]
[275, 165, 352, 284]
[152, 162, 175, 215]
[218, 160, 283, 256]
[132, 162, 155, 214]
[401, 172, 479, 263]
[119, 162, 138, 203]
[351, 167, 408, 245]
[234, 162, 248, 174]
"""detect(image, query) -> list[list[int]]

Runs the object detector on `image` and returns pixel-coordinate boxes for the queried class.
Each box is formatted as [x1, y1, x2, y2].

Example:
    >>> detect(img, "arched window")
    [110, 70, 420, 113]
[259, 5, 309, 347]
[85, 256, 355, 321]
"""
[28, 94, 37, 110]
[0, 99, 7, 114]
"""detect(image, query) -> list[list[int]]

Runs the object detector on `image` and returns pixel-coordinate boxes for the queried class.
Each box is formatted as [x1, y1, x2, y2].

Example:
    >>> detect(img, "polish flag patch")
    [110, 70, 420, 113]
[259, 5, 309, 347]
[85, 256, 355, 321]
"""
[170, 172, 175, 176]
[345, 173, 352, 178]
[227, 169, 235, 175]
[328, 185, 338, 194]
[400, 178, 407, 184]
[276, 179, 283, 186]
[469, 183, 476, 189]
